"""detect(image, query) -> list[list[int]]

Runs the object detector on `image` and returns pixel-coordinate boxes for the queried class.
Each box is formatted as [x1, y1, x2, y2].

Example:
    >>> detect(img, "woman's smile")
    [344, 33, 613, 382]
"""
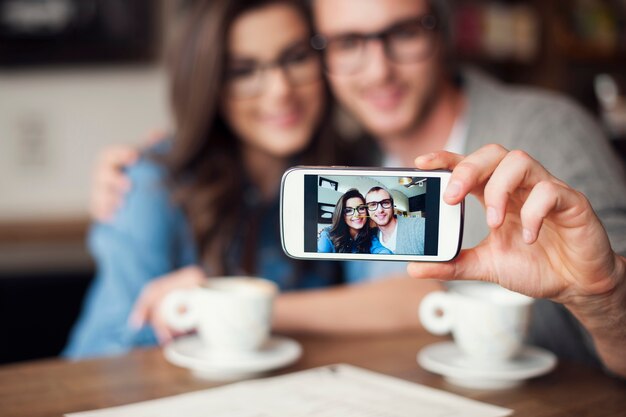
[347, 214, 366, 229]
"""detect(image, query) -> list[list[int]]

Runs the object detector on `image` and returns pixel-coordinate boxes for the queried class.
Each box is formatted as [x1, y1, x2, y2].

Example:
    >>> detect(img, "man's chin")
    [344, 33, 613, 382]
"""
[360, 115, 416, 139]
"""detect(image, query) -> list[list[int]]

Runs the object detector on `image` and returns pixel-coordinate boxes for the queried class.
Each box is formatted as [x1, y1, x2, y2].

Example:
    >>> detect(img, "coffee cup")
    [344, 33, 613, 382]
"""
[419, 281, 533, 366]
[160, 277, 278, 356]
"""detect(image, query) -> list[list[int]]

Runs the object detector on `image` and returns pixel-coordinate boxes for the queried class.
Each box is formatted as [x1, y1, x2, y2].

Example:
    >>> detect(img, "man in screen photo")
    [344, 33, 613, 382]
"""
[366, 187, 425, 255]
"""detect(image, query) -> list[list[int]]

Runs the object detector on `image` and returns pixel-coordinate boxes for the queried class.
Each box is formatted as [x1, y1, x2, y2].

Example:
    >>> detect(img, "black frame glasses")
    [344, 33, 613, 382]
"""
[311, 15, 438, 75]
[344, 205, 368, 217]
[224, 40, 322, 98]
[366, 199, 394, 212]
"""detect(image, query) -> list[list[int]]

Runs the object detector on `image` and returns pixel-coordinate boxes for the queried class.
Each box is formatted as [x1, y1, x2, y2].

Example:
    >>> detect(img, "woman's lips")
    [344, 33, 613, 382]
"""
[259, 109, 302, 128]
[350, 218, 365, 227]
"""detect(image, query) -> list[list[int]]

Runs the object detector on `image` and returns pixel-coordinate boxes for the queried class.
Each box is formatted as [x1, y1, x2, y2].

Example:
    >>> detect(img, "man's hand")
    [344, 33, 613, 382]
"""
[409, 144, 625, 307]
[90, 145, 138, 222]
[89, 130, 165, 222]
[128, 266, 206, 344]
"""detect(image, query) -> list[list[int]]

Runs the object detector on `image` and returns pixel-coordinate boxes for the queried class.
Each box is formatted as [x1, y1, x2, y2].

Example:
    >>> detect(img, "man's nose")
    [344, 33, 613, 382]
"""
[362, 39, 393, 82]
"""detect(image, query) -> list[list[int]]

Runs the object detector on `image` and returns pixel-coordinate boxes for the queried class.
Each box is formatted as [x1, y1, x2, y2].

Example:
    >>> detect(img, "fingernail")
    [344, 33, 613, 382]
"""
[486, 206, 499, 227]
[444, 181, 462, 200]
[419, 153, 436, 162]
[523, 228, 533, 243]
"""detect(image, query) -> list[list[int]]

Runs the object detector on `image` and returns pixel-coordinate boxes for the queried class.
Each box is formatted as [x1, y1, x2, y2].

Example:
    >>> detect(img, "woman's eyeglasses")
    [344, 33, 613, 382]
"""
[311, 15, 438, 75]
[224, 41, 322, 99]
[344, 205, 368, 217]
[366, 199, 393, 211]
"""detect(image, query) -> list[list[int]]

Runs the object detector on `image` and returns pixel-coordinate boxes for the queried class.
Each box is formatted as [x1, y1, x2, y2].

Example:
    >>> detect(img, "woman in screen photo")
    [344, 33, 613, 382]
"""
[318, 189, 392, 254]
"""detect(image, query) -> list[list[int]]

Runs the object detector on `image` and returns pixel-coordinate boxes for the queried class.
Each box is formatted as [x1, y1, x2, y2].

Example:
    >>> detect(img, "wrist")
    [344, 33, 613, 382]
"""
[566, 255, 626, 339]
[565, 255, 626, 377]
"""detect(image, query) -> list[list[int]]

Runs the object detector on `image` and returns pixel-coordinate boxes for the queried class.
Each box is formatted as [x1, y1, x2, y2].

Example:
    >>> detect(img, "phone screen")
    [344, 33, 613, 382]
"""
[304, 175, 441, 256]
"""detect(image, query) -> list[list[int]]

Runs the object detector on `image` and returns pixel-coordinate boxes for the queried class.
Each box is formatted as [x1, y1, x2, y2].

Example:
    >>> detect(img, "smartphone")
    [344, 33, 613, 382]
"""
[280, 166, 464, 262]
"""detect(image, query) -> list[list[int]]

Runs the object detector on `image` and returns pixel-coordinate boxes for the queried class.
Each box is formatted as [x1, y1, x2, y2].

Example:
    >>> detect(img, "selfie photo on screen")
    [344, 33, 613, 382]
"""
[305, 175, 441, 256]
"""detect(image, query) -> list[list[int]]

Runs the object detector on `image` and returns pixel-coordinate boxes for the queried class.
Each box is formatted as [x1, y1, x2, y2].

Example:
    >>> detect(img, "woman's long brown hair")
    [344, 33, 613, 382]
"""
[165, 0, 341, 275]
[328, 189, 375, 253]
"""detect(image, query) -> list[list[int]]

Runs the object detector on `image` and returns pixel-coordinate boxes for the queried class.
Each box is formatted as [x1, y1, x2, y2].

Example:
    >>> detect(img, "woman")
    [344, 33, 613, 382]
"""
[64, 0, 351, 358]
[318, 189, 391, 254]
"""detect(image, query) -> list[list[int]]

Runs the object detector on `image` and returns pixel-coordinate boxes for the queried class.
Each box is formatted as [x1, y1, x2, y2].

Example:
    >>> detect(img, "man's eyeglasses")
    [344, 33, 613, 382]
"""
[311, 15, 438, 75]
[344, 205, 368, 217]
[224, 41, 322, 98]
[366, 199, 393, 211]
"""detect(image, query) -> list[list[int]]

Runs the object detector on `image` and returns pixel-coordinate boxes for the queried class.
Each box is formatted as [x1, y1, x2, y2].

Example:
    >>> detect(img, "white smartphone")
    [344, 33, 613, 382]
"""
[280, 166, 464, 262]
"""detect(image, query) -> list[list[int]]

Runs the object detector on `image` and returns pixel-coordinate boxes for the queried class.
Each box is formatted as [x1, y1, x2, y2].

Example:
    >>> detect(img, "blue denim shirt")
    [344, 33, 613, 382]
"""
[63, 156, 348, 359]
[317, 228, 392, 254]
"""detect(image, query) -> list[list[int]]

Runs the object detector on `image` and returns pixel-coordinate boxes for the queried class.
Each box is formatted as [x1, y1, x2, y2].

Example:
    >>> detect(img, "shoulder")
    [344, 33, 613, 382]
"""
[464, 68, 603, 150]
[370, 235, 391, 254]
[463, 68, 624, 180]
[119, 155, 171, 217]
[92, 153, 184, 249]
[397, 216, 424, 230]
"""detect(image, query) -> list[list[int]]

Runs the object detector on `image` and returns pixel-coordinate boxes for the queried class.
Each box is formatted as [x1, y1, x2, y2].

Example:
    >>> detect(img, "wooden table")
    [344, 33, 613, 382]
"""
[0, 332, 624, 417]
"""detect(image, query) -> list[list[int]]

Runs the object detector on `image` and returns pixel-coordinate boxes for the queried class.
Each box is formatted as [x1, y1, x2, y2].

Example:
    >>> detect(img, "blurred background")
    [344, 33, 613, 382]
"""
[0, 0, 625, 365]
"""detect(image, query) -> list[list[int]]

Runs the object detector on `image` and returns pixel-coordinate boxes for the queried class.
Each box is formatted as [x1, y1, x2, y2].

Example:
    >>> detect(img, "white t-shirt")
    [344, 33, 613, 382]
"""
[378, 222, 398, 253]
[383, 112, 468, 167]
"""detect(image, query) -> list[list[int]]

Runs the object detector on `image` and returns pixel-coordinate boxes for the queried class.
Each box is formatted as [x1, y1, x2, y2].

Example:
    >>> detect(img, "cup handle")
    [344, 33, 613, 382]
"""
[419, 291, 453, 335]
[160, 290, 198, 332]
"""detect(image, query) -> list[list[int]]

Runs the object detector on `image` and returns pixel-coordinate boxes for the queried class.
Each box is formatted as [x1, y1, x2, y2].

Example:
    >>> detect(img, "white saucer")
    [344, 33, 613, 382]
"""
[164, 335, 302, 381]
[417, 341, 557, 390]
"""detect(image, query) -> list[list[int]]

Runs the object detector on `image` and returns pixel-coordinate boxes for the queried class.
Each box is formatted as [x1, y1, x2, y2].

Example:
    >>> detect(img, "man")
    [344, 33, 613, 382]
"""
[365, 187, 425, 255]
[89, 0, 626, 377]
[310, 0, 626, 377]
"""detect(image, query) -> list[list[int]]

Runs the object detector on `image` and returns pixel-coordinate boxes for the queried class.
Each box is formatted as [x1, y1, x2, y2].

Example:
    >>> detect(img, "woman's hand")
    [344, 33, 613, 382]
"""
[409, 144, 624, 307]
[128, 266, 206, 344]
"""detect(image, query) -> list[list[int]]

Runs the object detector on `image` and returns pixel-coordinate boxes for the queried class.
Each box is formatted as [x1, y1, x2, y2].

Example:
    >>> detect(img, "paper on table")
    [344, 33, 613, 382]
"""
[66, 364, 512, 417]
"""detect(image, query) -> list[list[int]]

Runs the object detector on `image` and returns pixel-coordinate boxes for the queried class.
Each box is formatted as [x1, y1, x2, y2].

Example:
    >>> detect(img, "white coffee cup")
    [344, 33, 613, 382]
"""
[160, 277, 278, 355]
[419, 281, 533, 366]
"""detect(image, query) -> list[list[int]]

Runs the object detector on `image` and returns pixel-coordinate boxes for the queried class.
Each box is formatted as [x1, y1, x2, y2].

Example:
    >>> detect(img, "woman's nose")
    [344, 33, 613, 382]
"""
[264, 67, 292, 97]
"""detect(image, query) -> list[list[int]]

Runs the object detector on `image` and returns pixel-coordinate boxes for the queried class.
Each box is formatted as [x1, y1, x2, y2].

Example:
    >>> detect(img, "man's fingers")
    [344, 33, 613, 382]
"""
[414, 151, 464, 171]
[519, 180, 589, 244]
[95, 167, 131, 193]
[448, 144, 510, 205]
[483, 150, 552, 228]
[100, 145, 139, 169]
[90, 169, 129, 221]
[519, 181, 560, 244]
[141, 129, 167, 149]
[416, 145, 510, 205]
[90, 194, 121, 222]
